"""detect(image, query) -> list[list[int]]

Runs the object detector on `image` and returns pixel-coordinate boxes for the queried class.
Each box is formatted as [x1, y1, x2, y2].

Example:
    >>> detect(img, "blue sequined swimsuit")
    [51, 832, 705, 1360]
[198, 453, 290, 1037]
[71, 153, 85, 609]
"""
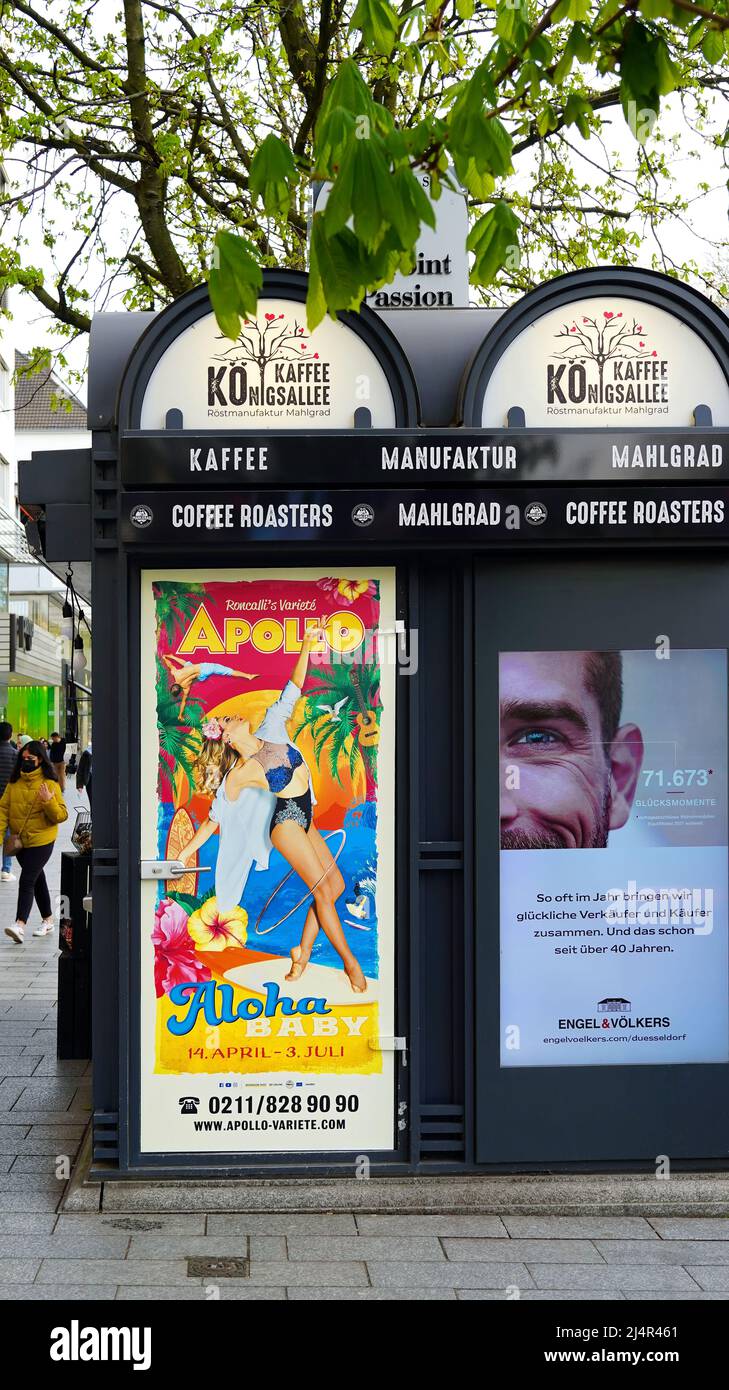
[253, 741, 313, 834]
[254, 741, 304, 793]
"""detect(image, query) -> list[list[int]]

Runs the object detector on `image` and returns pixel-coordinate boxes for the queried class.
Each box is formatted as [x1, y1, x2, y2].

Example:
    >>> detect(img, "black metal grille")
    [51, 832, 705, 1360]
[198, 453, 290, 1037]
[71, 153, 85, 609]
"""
[92, 1109, 119, 1161]
[419, 1104, 466, 1159]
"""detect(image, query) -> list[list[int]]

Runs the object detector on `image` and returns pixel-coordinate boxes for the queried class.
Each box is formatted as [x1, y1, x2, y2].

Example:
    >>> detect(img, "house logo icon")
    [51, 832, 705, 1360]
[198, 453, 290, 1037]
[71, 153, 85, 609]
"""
[597, 997, 631, 1014]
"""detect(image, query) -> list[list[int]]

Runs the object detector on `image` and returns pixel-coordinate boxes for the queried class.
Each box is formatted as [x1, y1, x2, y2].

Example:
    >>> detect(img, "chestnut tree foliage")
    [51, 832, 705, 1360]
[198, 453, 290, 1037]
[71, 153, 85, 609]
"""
[1, 0, 729, 353]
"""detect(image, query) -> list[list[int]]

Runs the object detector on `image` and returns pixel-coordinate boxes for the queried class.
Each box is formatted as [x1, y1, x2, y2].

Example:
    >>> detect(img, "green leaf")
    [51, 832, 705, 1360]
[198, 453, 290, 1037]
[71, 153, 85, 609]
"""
[455, 157, 494, 201]
[568, 21, 596, 63]
[387, 167, 437, 248]
[530, 34, 554, 67]
[687, 19, 705, 50]
[348, 137, 395, 247]
[468, 201, 520, 285]
[619, 21, 678, 122]
[596, 0, 624, 27]
[456, 0, 474, 17]
[307, 219, 369, 326]
[495, 5, 517, 43]
[323, 130, 399, 250]
[553, 48, 574, 84]
[318, 59, 373, 125]
[536, 103, 559, 136]
[640, 0, 673, 17]
[313, 107, 357, 179]
[320, 146, 358, 239]
[449, 87, 513, 178]
[564, 92, 592, 139]
[249, 134, 297, 218]
[701, 28, 724, 64]
[209, 231, 262, 340]
[654, 35, 679, 94]
[350, 0, 400, 55]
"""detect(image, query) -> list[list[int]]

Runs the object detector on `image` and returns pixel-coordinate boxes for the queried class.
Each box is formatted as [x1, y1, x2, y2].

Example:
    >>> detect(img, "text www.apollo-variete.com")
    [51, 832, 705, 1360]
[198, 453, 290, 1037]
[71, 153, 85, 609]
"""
[193, 1118, 347, 1131]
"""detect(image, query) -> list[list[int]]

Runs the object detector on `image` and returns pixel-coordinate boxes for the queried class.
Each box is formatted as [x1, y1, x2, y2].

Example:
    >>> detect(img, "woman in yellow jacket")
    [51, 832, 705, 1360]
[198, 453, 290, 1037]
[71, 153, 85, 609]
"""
[0, 741, 67, 944]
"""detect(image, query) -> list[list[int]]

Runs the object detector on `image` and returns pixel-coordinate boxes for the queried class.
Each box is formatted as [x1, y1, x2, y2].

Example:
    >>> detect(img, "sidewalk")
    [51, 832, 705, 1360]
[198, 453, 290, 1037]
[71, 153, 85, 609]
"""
[2, 800, 729, 1299]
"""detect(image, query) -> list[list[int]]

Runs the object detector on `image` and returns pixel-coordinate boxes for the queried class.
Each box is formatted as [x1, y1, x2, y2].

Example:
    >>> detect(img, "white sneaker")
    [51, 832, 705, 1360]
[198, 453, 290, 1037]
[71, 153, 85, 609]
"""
[4, 924, 24, 944]
[32, 923, 54, 938]
[0, 871, 16, 882]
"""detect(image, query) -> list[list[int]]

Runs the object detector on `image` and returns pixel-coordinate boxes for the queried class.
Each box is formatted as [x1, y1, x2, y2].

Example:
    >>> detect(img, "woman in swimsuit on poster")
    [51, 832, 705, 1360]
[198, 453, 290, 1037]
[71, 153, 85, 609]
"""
[180, 628, 367, 994]
[162, 653, 256, 717]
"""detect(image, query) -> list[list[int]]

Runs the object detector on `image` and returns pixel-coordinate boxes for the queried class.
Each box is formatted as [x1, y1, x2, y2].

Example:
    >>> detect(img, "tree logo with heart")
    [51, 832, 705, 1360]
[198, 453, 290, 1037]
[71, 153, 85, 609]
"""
[208, 311, 328, 411]
[548, 309, 661, 408]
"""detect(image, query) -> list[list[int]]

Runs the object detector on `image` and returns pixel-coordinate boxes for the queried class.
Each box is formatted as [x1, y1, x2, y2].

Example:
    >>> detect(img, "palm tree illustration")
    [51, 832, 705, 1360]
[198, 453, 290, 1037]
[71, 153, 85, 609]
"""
[153, 582, 207, 646]
[153, 585, 212, 805]
[155, 657, 204, 807]
[553, 312, 656, 403]
[213, 313, 314, 400]
[293, 662, 380, 801]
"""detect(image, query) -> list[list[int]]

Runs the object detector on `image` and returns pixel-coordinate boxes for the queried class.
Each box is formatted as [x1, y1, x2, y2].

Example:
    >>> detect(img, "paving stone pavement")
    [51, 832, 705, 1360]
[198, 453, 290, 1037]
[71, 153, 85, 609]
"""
[2, 798, 729, 1300]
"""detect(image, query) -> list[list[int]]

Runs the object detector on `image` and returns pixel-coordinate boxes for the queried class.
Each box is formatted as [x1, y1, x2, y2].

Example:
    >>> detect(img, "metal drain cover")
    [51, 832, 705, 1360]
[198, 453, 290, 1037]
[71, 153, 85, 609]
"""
[187, 1257, 249, 1279]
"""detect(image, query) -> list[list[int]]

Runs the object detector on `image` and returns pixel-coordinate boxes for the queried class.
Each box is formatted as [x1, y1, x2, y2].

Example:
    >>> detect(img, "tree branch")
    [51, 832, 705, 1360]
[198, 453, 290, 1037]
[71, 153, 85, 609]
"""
[122, 0, 193, 296]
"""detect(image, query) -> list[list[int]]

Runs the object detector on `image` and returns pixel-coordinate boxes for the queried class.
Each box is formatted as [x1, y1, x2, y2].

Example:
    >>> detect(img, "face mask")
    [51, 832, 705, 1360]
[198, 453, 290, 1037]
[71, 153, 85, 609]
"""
[20, 759, 37, 773]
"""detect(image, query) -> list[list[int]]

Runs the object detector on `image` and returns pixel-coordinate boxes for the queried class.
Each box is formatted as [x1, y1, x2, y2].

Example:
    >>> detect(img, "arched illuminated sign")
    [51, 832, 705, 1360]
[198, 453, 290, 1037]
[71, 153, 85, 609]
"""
[118, 269, 420, 430]
[460, 268, 729, 429]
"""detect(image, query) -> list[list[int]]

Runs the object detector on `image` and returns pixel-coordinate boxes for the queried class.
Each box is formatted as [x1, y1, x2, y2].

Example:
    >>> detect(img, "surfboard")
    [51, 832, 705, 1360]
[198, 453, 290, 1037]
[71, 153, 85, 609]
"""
[165, 806, 197, 895]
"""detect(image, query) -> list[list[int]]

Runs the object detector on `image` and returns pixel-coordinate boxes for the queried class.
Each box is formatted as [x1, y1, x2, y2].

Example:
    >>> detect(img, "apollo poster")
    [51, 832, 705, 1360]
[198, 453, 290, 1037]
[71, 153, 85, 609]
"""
[500, 647, 729, 1067]
[139, 568, 396, 1153]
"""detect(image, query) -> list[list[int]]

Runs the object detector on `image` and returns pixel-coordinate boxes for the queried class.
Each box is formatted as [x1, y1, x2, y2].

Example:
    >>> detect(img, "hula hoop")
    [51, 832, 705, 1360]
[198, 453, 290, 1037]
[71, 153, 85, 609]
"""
[253, 828, 347, 937]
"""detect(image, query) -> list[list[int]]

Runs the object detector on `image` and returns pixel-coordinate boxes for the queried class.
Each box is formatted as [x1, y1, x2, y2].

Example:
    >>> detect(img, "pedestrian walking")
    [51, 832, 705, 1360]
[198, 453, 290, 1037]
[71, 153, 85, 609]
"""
[0, 722, 17, 883]
[0, 741, 68, 944]
[48, 731, 67, 790]
[76, 742, 92, 810]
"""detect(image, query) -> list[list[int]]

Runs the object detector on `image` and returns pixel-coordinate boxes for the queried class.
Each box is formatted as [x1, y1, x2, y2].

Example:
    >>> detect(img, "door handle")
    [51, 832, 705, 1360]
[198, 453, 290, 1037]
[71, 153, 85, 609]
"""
[140, 859, 212, 881]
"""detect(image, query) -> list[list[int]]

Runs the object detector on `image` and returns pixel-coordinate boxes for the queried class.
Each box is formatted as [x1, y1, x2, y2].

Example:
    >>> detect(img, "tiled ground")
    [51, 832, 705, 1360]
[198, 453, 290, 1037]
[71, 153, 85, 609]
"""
[2, 798, 729, 1299]
[0, 802, 91, 1255]
[1, 1207, 729, 1300]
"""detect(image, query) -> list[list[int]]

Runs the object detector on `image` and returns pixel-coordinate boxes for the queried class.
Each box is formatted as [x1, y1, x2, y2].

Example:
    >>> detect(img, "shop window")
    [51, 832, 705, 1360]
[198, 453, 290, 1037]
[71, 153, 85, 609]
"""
[12, 593, 50, 632]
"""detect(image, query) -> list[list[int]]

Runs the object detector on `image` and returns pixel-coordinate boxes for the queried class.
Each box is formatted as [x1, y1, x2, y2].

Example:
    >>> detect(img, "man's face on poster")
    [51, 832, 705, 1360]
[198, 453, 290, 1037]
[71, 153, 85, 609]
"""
[500, 651, 644, 849]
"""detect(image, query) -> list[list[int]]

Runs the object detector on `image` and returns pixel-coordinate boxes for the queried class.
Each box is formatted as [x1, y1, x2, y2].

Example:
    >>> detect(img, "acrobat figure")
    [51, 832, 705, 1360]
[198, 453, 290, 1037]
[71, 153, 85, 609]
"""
[161, 654, 256, 717]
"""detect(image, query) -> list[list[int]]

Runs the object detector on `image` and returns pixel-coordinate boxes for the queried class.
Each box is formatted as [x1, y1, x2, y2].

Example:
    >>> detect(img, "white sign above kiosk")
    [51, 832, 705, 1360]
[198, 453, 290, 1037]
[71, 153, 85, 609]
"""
[313, 172, 470, 311]
[127, 271, 420, 431]
[460, 269, 729, 430]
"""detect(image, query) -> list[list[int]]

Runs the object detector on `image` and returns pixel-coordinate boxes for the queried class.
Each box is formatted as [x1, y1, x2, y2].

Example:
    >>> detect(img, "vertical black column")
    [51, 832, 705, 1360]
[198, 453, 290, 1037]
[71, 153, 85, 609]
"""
[90, 428, 122, 1167]
[414, 557, 471, 1164]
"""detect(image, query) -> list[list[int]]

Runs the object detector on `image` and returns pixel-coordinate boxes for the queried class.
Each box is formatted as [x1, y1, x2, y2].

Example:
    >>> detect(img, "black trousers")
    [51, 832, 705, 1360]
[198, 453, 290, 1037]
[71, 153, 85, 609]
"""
[15, 843, 54, 923]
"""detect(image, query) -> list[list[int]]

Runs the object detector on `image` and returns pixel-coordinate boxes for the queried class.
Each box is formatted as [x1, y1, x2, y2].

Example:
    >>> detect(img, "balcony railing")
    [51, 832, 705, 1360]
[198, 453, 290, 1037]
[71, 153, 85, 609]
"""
[0, 501, 33, 564]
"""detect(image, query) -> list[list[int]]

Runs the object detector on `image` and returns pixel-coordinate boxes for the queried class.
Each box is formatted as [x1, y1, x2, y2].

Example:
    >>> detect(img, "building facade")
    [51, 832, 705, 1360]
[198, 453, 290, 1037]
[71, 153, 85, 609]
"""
[8, 349, 92, 741]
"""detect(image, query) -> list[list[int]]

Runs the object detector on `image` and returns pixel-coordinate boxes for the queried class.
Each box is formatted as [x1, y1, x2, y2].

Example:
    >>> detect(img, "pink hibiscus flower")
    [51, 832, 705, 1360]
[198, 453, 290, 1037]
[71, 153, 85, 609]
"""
[153, 897, 211, 998]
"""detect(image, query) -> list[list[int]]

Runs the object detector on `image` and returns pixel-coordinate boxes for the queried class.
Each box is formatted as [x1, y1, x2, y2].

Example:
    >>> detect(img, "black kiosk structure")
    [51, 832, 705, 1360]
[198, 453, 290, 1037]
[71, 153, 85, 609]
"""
[20, 266, 729, 1179]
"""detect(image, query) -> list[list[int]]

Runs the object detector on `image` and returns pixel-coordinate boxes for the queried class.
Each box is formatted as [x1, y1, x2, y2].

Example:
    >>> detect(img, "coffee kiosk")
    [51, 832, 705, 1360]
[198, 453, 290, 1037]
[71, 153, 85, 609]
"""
[20, 265, 729, 1179]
